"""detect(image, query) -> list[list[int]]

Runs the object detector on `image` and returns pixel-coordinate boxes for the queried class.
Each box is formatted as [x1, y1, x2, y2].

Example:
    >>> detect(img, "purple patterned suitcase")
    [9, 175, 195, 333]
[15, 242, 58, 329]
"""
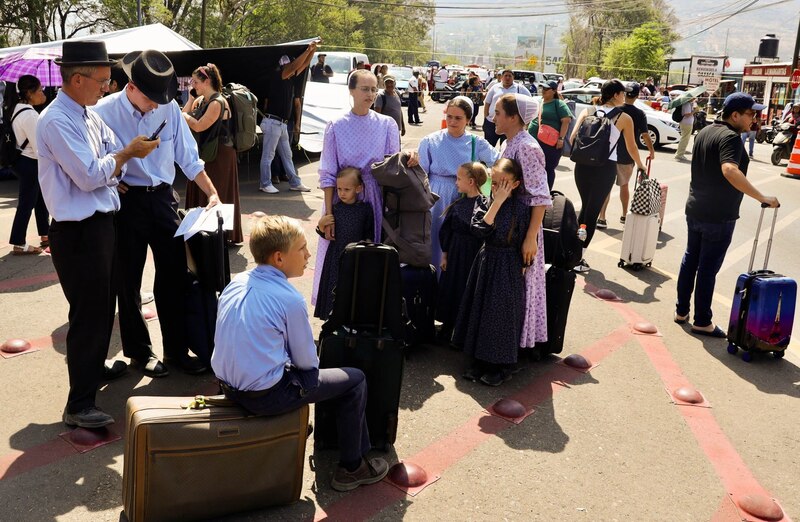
[726, 206, 796, 361]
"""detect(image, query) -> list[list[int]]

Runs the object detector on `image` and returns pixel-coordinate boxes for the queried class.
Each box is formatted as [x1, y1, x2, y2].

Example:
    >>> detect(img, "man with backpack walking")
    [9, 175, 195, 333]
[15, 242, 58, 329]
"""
[674, 98, 696, 161]
[258, 42, 316, 194]
[94, 49, 221, 377]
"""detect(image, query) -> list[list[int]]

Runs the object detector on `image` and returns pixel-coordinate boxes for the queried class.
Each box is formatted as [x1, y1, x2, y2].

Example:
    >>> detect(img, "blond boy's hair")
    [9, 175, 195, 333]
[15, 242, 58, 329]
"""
[250, 215, 305, 264]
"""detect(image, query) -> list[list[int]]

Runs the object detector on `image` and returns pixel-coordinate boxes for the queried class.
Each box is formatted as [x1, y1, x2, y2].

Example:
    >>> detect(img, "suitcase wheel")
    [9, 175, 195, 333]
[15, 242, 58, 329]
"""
[741, 351, 753, 363]
[773, 350, 785, 359]
[632, 263, 644, 272]
[646, 262, 652, 267]
[617, 260, 625, 268]
[726, 343, 738, 355]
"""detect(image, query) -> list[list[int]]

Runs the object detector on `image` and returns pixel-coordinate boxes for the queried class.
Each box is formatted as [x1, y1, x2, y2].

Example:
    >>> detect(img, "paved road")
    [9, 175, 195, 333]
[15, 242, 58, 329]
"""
[0, 100, 798, 521]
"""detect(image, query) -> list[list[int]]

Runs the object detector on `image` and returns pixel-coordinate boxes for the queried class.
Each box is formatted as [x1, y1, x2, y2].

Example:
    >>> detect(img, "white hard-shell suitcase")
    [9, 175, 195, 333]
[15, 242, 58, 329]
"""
[618, 212, 659, 270]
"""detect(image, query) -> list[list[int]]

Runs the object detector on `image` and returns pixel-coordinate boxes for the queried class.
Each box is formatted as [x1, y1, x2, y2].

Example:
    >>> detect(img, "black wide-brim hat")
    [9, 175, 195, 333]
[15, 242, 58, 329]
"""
[55, 40, 117, 66]
[121, 50, 178, 105]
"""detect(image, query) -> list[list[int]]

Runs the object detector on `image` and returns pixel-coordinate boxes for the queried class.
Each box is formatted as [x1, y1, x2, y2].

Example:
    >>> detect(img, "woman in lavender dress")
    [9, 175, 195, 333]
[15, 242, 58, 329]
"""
[312, 70, 401, 306]
[495, 93, 552, 350]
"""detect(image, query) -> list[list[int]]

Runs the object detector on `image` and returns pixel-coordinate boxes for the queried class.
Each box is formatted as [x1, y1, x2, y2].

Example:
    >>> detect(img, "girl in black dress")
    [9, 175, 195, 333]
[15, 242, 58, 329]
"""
[314, 167, 374, 319]
[453, 158, 530, 386]
[436, 161, 489, 342]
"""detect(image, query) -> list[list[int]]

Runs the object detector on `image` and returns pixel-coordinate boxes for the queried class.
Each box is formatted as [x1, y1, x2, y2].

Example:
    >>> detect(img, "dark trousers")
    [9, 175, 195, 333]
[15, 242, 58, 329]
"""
[676, 217, 736, 327]
[116, 185, 187, 361]
[540, 141, 562, 190]
[469, 104, 481, 126]
[50, 212, 116, 413]
[407, 92, 420, 124]
[9, 156, 49, 246]
[224, 367, 370, 464]
[483, 119, 505, 147]
[574, 161, 617, 248]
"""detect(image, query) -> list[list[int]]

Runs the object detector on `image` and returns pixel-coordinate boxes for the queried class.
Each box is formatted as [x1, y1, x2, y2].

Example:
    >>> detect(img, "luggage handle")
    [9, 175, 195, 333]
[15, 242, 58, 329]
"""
[748, 203, 780, 272]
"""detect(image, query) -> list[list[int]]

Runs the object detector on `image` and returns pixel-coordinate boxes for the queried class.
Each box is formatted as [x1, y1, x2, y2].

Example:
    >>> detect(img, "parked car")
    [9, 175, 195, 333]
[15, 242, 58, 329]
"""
[560, 88, 682, 149]
[511, 69, 546, 93]
[387, 65, 414, 105]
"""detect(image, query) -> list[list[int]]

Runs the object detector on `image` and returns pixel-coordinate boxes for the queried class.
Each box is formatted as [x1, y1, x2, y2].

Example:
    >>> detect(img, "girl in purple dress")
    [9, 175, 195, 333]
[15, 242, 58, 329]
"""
[312, 70, 400, 307]
[436, 162, 489, 341]
[454, 158, 530, 386]
[314, 168, 375, 320]
[496, 93, 552, 351]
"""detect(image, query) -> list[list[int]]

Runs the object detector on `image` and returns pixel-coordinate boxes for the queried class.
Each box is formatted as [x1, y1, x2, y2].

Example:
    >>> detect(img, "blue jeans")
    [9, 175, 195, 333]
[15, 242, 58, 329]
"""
[676, 216, 736, 327]
[222, 367, 370, 464]
[9, 156, 49, 246]
[741, 130, 756, 156]
[259, 118, 302, 189]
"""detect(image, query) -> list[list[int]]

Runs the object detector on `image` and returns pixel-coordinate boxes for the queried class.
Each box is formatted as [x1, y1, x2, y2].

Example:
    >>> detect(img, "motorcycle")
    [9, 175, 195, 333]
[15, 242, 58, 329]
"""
[770, 122, 798, 166]
[430, 80, 457, 103]
[757, 117, 779, 144]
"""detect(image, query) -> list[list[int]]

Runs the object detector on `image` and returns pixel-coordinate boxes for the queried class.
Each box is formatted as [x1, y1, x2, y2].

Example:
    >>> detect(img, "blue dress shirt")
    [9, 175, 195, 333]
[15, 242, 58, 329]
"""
[211, 265, 319, 392]
[37, 90, 125, 222]
[94, 91, 205, 187]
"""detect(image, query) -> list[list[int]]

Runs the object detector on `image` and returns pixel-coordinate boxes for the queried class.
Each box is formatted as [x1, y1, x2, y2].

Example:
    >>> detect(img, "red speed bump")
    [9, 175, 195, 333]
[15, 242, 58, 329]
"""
[594, 288, 620, 301]
[142, 307, 157, 321]
[58, 427, 121, 454]
[251, 211, 266, 218]
[384, 461, 440, 497]
[632, 321, 659, 335]
[735, 493, 785, 521]
[1, 338, 30, 354]
[487, 398, 534, 424]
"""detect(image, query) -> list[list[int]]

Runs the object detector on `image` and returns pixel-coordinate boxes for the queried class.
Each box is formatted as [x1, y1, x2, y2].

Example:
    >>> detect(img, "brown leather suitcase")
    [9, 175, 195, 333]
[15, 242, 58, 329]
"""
[122, 395, 308, 522]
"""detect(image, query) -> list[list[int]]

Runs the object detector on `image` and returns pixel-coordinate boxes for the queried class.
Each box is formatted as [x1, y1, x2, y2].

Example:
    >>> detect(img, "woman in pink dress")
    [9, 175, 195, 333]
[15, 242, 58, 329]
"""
[495, 93, 552, 350]
[312, 70, 401, 306]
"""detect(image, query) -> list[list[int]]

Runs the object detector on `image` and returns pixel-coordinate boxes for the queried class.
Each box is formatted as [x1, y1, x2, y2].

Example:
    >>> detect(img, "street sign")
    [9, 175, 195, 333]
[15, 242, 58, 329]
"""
[703, 76, 721, 93]
[791, 69, 800, 90]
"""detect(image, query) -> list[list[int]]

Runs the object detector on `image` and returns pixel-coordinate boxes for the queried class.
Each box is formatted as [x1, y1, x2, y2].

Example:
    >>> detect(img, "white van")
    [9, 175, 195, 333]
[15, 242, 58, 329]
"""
[312, 52, 369, 85]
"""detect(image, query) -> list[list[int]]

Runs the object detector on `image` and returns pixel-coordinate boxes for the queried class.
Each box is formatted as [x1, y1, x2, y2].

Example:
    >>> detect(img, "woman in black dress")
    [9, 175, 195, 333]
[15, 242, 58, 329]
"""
[436, 161, 489, 341]
[314, 167, 374, 319]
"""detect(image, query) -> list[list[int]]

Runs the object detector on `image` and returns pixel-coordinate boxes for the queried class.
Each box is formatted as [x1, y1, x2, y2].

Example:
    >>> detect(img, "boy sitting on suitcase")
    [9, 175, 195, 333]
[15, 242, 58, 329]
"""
[211, 215, 390, 491]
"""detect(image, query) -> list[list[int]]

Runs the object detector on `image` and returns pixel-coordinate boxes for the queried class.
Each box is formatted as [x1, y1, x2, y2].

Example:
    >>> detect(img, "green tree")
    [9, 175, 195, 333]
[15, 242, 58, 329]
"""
[602, 22, 671, 79]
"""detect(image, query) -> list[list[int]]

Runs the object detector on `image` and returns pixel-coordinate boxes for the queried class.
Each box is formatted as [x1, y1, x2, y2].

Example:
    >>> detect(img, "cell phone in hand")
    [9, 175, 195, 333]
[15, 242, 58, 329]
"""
[148, 119, 167, 141]
[189, 88, 197, 98]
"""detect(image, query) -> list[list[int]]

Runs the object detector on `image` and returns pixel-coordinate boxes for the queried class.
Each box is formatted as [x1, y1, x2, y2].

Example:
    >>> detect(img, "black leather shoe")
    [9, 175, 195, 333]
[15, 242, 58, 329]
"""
[132, 356, 169, 378]
[63, 407, 114, 428]
[102, 360, 128, 381]
[164, 355, 208, 375]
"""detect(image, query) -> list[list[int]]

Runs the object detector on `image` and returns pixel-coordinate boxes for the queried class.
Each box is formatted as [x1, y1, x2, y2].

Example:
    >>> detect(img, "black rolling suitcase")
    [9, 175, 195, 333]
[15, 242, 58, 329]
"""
[400, 264, 438, 346]
[316, 242, 406, 451]
[184, 210, 230, 365]
[531, 264, 576, 359]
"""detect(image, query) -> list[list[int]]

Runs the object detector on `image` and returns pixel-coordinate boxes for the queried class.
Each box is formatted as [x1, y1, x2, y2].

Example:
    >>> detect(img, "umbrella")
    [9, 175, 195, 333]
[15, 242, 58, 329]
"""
[668, 84, 706, 110]
[0, 47, 62, 87]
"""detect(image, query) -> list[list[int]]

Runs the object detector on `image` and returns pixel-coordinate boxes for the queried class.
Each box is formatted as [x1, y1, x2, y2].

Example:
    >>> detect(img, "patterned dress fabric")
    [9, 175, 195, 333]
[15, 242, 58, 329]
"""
[312, 110, 400, 305]
[419, 130, 499, 273]
[453, 195, 530, 365]
[501, 131, 552, 348]
[314, 201, 374, 320]
[436, 195, 488, 333]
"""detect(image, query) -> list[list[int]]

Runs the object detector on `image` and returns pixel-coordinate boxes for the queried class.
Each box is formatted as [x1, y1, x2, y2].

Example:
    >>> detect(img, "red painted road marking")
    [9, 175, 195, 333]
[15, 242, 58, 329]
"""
[0, 272, 59, 292]
[582, 282, 792, 522]
[313, 325, 634, 521]
[0, 438, 76, 481]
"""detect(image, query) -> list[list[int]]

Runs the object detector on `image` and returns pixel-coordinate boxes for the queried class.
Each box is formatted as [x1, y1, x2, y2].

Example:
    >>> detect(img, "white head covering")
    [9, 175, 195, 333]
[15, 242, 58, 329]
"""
[450, 95, 474, 116]
[513, 94, 538, 125]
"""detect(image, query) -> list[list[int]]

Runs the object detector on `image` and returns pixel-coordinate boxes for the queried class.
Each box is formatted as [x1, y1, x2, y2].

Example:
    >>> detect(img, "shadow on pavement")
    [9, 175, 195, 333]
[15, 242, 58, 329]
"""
[695, 335, 800, 398]
[583, 265, 671, 305]
[656, 230, 675, 249]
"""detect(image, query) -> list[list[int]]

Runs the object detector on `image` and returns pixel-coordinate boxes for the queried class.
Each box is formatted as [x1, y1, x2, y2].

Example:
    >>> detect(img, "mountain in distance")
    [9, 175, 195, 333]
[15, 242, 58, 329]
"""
[433, 0, 798, 66]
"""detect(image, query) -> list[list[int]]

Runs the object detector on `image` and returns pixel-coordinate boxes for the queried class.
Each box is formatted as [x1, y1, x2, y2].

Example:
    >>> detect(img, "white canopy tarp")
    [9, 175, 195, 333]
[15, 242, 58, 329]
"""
[0, 23, 201, 59]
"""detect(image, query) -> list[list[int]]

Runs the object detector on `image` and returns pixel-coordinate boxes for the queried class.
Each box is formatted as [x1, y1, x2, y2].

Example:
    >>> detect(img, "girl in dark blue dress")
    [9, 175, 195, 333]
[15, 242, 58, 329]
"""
[453, 158, 531, 386]
[436, 161, 489, 342]
[314, 167, 374, 319]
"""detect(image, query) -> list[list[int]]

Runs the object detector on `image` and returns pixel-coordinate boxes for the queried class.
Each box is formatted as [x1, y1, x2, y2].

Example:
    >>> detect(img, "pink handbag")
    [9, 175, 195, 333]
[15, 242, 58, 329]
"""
[537, 109, 560, 146]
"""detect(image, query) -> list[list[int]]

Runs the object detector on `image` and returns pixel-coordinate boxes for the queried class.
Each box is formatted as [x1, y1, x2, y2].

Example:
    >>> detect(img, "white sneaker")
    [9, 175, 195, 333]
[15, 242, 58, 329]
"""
[259, 185, 279, 194]
[289, 184, 311, 192]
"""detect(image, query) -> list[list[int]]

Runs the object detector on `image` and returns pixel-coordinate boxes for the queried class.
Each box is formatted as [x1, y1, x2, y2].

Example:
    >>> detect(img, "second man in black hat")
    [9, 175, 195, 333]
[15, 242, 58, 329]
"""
[94, 49, 221, 378]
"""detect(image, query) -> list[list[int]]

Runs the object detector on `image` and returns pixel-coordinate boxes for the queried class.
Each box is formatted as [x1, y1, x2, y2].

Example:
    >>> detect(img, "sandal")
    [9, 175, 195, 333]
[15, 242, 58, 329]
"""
[12, 244, 42, 256]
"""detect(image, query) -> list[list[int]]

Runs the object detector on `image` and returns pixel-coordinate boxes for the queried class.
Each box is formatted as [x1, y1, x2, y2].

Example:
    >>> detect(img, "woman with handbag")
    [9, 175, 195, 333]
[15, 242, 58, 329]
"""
[182, 63, 243, 244]
[527, 80, 573, 189]
[8, 75, 49, 255]
[418, 96, 499, 274]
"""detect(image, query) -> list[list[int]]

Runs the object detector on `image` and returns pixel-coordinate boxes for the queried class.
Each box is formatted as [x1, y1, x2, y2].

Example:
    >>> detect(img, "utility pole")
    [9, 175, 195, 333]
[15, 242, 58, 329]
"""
[540, 24, 555, 72]
[200, 0, 207, 47]
[792, 11, 800, 72]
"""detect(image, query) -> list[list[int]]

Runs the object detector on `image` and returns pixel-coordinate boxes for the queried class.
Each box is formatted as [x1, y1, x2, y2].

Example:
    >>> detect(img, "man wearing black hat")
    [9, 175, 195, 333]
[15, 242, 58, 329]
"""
[675, 93, 779, 338]
[95, 50, 220, 378]
[37, 40, 160, 428]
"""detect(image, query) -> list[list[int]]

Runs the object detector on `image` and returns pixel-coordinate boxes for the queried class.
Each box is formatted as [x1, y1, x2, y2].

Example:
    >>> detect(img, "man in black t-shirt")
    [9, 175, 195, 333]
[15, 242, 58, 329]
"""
[310, 54, 333, 83]
[598, 82, 655, 227]
[259, 42, 317, 194]
[675, 93, 779, 337]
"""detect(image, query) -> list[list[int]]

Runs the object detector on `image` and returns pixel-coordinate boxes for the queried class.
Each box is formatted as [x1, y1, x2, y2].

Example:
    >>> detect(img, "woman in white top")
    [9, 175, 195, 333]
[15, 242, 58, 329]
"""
[569, 79, 646, 272]
[9, 75, 49, 255]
